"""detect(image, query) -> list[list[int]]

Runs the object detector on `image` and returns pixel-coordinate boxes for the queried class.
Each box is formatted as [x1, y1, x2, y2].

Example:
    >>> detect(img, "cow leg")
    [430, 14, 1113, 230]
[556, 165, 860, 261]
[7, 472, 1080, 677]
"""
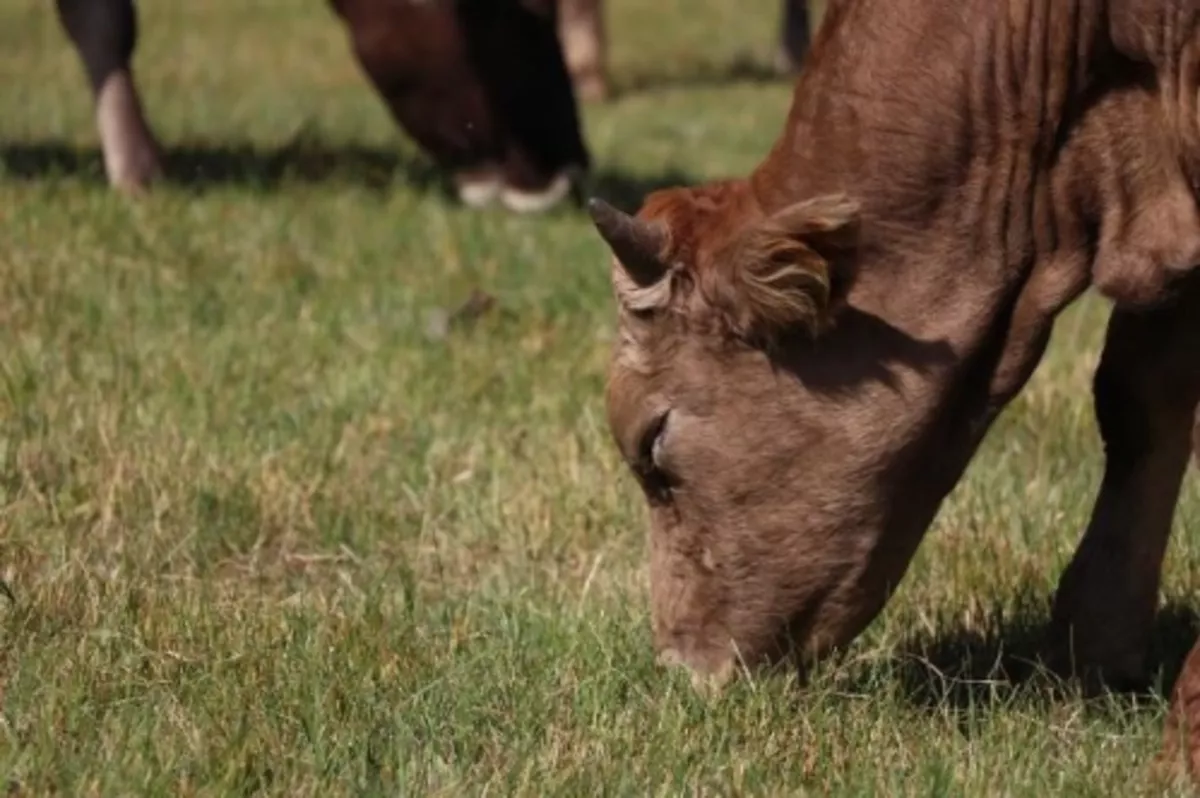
[557, 0, 607, 102]
[55, 0, 161, 191]
[332, 0, 586, 212]
[1049, 285, 1200, 692]
[470, 0, 590, 213]
[774, 0, 811, 74]
[1193, 406, 1200, 462]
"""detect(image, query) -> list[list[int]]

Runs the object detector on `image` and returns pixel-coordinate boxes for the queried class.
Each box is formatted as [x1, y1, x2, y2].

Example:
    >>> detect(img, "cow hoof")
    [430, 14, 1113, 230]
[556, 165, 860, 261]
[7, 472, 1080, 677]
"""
[499, 170, 576, 214]
[1042, 636, 1149, 696]
[772, 47, 802, 76]
[454, 171, 503, 208]
[573, 73, 610, 103]
[108, 148, 162, 194]
[96, 70, 162, 194]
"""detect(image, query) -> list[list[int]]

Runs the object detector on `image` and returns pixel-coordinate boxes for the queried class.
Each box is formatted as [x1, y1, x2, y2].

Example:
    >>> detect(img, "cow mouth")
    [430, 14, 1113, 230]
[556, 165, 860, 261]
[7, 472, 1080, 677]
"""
[759, 584, 839, 684]
[651, 582, 842, 696]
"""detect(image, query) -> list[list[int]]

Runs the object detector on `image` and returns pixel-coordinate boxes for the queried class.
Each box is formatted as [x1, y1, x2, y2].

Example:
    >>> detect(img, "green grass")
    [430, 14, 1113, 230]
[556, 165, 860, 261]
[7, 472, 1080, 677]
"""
[1, 1, 1198, 794]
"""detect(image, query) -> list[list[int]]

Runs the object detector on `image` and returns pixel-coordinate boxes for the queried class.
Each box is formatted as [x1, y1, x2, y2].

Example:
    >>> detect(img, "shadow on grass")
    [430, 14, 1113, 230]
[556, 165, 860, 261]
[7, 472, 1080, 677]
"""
[0, 138, 698, 210]
[846, 590, 1200, 724]
[608, 54, 795, 100]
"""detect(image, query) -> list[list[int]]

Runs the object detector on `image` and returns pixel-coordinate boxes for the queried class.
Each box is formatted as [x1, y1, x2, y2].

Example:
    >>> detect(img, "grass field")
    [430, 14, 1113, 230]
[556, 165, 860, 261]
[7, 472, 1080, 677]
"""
[2, 1, 1200, 794]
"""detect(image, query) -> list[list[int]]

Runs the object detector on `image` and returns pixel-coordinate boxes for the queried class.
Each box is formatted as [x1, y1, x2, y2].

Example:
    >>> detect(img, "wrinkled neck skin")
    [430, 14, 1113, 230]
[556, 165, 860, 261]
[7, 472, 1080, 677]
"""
[742, 0, 1200, 603]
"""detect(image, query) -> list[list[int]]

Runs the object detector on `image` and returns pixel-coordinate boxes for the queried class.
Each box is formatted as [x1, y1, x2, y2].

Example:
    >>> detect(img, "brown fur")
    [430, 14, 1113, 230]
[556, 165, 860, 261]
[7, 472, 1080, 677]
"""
[594, 0, 1200, 706]
[1158, 637, 1200, 784]
[618, 180, 858, 343]
[701, 194, 860, 342]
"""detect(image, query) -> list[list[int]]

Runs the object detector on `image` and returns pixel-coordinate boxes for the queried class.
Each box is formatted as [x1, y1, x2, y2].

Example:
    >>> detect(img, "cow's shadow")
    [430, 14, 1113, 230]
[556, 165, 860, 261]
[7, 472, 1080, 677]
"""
[609, 54, 794, 99]
[0, 139, 696, 211]
[828, 586, 1200, 730]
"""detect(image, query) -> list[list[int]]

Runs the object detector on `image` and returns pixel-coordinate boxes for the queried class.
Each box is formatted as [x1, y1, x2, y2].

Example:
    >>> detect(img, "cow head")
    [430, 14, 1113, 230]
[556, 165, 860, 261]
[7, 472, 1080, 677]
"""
[590, 179, 930, 688]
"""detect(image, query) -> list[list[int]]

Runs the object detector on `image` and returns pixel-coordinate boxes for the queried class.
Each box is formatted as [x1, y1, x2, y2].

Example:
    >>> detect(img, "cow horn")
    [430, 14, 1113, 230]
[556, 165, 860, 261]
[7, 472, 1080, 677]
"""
[587, 198, 668, 286]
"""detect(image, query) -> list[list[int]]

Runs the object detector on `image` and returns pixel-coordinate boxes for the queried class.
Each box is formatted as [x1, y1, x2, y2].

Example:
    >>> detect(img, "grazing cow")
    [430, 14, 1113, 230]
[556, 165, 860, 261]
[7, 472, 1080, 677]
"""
[53, 0, 590, 212]
[588, 0, 1200, 693]
[557, 0, 814, 102]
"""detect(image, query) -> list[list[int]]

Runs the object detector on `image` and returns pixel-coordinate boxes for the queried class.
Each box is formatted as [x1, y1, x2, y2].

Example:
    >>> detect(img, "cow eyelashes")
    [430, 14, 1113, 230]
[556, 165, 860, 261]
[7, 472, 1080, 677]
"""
[637, 412, 669, 469]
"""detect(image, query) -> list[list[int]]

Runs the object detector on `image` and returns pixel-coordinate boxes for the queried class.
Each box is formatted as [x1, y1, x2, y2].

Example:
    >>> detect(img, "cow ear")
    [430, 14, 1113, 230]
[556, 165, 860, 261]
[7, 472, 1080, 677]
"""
[705, 194, 860, 343]
[588, 198, 673, 311]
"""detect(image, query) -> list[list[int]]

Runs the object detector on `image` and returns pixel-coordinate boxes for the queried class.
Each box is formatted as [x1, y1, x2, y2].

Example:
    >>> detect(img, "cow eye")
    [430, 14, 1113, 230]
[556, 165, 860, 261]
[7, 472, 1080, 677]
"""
[637, 411, 668, 468]
[635, 411, 674, 500]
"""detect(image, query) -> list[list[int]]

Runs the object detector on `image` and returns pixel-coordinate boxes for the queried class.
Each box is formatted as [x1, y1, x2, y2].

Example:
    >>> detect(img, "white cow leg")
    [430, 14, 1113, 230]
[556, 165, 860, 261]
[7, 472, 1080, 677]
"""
[55, 0, 162, 192]
[453, 164, 503, 208]
[499, 169, 576, 214]
[774, 0, 811, 74]
[557, 0, 608, 102]
[96, 68, 161, 191]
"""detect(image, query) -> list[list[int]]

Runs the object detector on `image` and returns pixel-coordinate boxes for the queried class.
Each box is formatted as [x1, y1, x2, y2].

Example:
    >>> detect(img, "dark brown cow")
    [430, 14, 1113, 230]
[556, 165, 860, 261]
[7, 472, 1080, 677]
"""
[558, 0, 814, 102]
[589, 0, 1200, 695]
[53, 0, 590, 212]
[329, 0, 589, 212]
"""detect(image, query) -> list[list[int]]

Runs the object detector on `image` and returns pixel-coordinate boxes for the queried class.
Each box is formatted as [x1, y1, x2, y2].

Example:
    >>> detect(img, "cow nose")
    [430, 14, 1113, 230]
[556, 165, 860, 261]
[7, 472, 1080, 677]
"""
[656, 647, 684, 668]
[654, 645, 737, 696]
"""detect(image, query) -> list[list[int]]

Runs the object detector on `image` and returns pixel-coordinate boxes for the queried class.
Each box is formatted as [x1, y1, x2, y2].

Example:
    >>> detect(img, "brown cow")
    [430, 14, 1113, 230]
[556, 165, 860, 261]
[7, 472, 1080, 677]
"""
[53, 0, 590, 212]
[1159, 636, 1200, 784]
[557, 0, 814, 102]
[588, 0, 1200, 694]
[1158, 433, 1200, 785]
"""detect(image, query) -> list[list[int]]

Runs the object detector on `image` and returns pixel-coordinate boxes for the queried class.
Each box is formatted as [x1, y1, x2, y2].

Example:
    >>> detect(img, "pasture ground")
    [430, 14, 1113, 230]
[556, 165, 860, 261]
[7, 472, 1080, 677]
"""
[2, 1, 1199, 794]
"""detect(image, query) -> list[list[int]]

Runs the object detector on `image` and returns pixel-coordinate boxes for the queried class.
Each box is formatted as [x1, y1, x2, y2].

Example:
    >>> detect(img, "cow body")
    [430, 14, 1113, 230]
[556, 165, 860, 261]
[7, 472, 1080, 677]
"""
[590, 0, 1200, 693]
[54, 0, 161, 192]
[53, 0, 590, 211]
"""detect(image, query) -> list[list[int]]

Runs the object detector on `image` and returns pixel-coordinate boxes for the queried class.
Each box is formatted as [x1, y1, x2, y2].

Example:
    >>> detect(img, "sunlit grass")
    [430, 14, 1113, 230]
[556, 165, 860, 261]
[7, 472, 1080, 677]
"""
[0, 1, 1197, 794]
